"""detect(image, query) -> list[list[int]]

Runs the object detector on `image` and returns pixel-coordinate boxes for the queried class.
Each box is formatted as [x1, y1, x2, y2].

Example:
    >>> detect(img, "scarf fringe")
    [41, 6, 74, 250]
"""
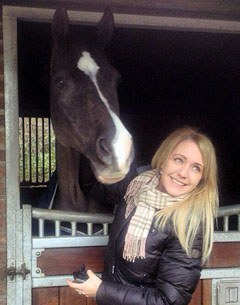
[123, 234, 146, 262]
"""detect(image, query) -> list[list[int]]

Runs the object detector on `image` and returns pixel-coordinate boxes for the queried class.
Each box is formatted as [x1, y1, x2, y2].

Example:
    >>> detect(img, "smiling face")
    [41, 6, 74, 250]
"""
[158, 139, 204, 197]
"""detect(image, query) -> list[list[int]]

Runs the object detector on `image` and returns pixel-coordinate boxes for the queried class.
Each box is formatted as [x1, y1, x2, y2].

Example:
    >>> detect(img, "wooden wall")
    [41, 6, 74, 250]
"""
[0, 3, 7, 305]
[31, 241, 240, 305]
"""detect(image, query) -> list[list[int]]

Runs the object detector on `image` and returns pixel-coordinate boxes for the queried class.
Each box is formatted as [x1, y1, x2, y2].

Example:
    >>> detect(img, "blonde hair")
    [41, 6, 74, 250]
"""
[151, 127, 219, 263]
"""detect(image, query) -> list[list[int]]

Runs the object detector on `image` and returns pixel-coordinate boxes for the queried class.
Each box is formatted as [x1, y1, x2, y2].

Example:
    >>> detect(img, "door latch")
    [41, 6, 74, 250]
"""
[7, 263, 30, 280]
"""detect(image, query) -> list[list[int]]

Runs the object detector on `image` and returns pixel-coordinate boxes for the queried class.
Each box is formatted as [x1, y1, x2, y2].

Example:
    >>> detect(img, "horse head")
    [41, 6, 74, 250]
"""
[50, 7, 134, 186]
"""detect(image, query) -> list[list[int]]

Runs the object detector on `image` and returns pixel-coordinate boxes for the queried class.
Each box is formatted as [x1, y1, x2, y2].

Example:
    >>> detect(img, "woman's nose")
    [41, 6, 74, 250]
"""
[178, 165, 189, 178]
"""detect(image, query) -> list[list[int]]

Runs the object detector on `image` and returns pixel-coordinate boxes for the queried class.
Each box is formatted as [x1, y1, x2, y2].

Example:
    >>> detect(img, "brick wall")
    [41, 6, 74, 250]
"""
[0, 3, 7, 305]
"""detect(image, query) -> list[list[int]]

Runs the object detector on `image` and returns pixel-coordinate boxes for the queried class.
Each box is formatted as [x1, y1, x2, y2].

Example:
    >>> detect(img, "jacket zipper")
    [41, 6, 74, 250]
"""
[111, 265, 115, 274]
[111, 202, 134, 276]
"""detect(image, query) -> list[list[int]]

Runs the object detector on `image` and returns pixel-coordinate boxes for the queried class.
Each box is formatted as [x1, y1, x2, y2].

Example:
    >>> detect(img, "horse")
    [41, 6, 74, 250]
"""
[50, 7, 134, 212]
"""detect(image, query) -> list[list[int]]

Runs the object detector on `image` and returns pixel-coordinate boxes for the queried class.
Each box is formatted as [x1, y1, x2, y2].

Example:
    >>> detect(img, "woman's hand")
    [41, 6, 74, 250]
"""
[66, 270, 102, 298]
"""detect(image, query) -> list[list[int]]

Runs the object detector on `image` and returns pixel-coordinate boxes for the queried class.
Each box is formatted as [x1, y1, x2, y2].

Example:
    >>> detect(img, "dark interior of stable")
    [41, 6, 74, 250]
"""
[17, 19, 240, 210]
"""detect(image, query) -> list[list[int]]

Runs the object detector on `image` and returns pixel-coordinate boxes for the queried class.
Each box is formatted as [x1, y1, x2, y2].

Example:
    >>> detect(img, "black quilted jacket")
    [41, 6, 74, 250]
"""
[95, 174, 203, 305]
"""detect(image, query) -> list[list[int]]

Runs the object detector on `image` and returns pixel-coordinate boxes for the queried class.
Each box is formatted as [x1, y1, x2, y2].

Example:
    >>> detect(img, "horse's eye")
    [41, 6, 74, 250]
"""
[55, 78, 66, 89]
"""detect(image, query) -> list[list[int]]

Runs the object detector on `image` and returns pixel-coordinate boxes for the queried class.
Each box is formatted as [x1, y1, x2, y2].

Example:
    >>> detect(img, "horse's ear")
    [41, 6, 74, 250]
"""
[52, 7, 69, 44]
[97, 8, 114, 48]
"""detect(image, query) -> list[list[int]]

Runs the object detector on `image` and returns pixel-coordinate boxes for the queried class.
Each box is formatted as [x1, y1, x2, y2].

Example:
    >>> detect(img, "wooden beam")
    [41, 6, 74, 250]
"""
[3, 0, 240, 21]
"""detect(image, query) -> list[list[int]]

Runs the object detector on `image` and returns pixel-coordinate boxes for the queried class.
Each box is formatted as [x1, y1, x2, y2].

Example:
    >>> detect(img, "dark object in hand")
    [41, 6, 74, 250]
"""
[72, 264, 89, 283]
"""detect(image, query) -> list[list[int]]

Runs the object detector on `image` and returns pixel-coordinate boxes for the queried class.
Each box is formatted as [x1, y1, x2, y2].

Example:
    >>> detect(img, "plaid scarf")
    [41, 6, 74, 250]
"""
[123, 169, 184, 262]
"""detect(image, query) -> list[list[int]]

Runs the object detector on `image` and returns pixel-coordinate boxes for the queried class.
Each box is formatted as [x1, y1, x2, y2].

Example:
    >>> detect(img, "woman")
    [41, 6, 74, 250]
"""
[67, 127, 219, 305]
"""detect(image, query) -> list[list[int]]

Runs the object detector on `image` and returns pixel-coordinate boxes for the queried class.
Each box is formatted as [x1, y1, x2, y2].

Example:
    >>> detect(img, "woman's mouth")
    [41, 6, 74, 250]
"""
[170, 176, 186, 186]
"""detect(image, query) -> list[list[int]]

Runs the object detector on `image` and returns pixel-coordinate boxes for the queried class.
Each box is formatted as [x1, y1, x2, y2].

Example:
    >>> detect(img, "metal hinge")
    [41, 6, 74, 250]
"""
[7, 263, 30, 280]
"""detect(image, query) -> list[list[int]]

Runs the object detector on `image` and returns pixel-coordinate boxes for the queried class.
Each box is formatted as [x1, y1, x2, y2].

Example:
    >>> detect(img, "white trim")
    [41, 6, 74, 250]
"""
[3, 5, 240, 33]
[32, 269, 240, 287]
[32, 235, 109, 249]
[32, 274, 101, 288]
[201, 267, 240, 279]
[3, 12, 24, 305]
[213, 232, 240, 242]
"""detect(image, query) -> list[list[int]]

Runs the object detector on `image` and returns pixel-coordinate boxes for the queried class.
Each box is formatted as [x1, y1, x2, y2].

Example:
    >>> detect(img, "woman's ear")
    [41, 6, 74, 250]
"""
[159, 164, 165, 173]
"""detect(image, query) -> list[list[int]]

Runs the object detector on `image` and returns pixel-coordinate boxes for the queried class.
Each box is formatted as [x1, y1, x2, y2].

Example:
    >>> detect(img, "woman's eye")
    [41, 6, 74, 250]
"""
[192, 165, 201, 173]
[174, 157, 183, 163]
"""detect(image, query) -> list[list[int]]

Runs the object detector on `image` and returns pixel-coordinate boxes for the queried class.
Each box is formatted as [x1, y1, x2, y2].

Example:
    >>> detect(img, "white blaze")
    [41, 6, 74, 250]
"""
[77, 51, 132, 171]
[77, 51, 100, 79]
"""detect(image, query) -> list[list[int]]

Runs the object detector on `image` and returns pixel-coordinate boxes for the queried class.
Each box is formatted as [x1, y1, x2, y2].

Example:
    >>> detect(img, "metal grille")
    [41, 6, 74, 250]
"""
[32, 208, 114, 239]
[19, 117, 56, 186]
[31, 204, 240, 239]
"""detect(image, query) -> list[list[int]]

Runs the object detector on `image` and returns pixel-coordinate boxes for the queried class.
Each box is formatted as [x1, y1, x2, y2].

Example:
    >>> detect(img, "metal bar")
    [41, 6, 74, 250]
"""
[38, 219, 44, 238]
[31, 268, 240, 288]
[31, 205, 240, 241]
[21, 117, 26, 182]
[42, 118, 44, 184]
[50, 118, 56, 181]
[223, 216, 229, 232]
[217, 205, 240, 217]
[24, 117, 27, 182]
[32, 208, 114, 224]
[4, 13, 23, 305]
[32, 275, 74, 288]
[55, 220, 60, 237]
[32, 206, 239, 226]
[35, 117, 38, 184]
[22, 205, 32, 305]
[48, 118, 51, 182]
[32, 236, 109, 248]
[71, 222, 77, 236]
[103, 223, 108, 235]
[32, 273, 102, 288]
[29, 117, 32, 183]
[87, 223, 93, 235]
[33, 230, 240, 246]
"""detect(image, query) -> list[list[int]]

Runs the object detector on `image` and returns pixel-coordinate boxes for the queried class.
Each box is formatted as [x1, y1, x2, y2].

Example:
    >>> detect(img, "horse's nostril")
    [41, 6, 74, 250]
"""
[99, 139, 108, 152]
[96, 138, 112, 165]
